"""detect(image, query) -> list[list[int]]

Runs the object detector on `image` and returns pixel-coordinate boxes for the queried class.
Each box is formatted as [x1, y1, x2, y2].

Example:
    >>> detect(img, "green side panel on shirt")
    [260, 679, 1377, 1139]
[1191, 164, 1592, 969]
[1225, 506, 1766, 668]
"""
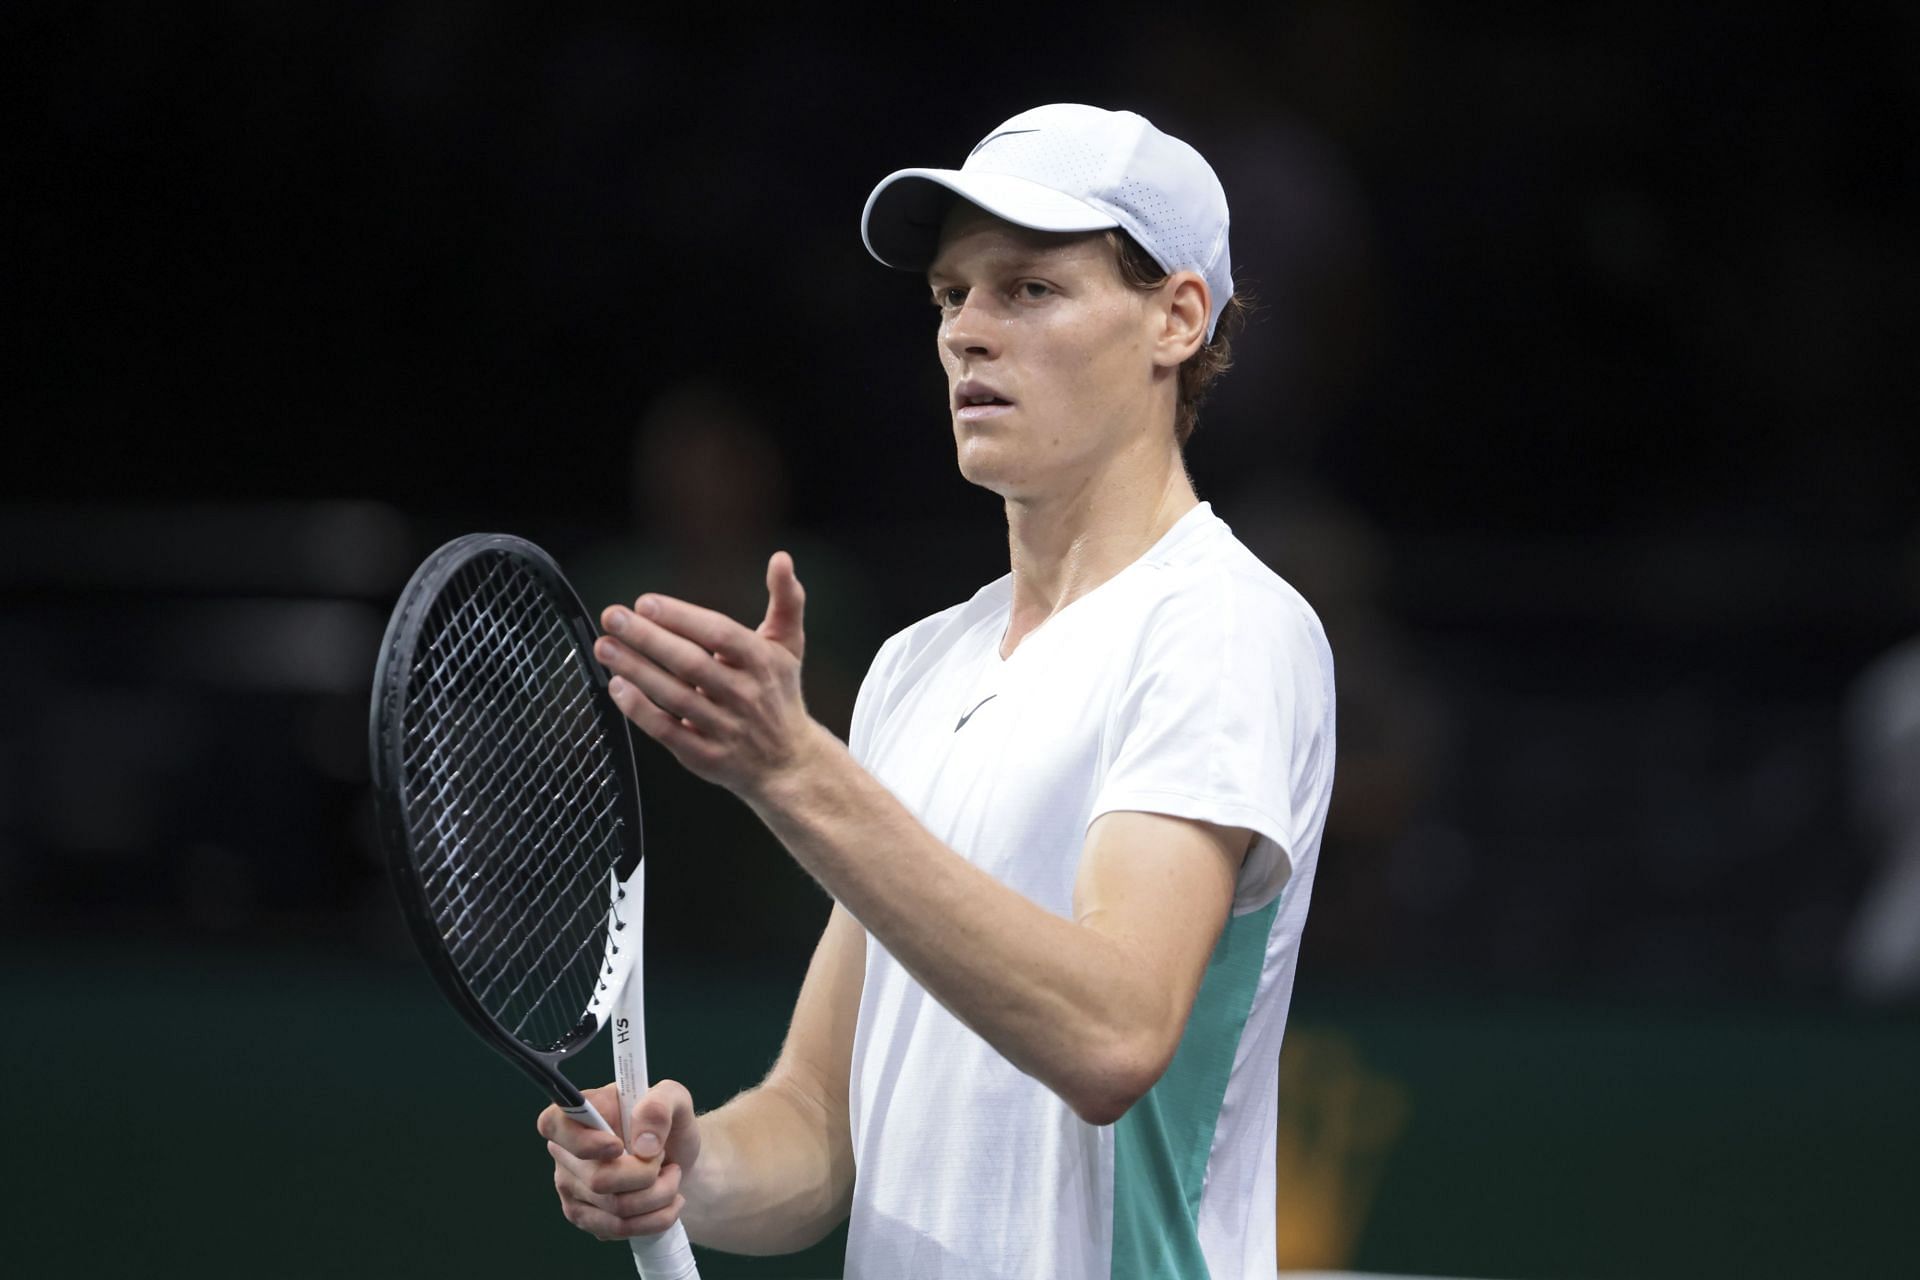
[1111, 895, 1279, 1279]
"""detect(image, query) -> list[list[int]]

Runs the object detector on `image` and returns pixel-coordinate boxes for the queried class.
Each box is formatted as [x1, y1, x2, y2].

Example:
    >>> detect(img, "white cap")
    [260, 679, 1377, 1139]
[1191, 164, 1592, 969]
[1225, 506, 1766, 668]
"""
[861, 103, 1235, 339]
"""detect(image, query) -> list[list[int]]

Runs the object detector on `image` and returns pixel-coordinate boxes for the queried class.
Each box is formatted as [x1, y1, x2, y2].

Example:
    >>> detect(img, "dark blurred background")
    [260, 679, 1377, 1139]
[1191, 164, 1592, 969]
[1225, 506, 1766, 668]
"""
[6, 4, 1917, 1277]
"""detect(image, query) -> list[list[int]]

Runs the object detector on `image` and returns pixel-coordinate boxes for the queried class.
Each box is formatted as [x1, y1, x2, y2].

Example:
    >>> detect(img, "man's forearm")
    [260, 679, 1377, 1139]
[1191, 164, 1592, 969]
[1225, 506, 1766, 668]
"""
[745, 727, 1201, 1124]
[680, 1074, 853, 1255]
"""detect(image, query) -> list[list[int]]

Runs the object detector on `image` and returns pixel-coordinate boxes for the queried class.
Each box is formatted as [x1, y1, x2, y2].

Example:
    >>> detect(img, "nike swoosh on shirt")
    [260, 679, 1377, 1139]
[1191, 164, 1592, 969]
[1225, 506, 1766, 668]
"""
[954, 694, 998, 732]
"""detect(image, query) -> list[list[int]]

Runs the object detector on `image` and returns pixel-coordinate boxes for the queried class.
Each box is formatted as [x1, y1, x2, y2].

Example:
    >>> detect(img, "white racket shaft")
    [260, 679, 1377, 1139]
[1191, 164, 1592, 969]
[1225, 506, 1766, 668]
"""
[561, 867, 700, 1279]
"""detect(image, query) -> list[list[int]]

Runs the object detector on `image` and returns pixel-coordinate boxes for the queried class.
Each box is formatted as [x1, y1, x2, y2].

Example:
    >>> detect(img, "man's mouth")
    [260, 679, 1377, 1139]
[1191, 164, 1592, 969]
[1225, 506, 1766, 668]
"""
[954, 380, 1014, 419]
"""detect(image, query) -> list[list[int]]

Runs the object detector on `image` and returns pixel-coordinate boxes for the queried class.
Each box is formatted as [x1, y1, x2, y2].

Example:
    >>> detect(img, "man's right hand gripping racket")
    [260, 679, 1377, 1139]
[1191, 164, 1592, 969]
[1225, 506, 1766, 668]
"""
[370, 533, 700, 1279]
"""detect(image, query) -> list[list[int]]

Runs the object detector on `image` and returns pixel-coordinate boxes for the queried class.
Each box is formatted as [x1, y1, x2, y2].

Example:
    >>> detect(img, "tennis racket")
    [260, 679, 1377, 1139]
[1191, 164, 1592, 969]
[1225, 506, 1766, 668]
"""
[369, 532, 700, 1279]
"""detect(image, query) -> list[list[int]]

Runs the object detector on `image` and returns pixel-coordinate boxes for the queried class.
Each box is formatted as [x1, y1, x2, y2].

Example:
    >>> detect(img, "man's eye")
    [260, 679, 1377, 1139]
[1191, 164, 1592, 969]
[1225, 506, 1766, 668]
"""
[1018, 282, 1051, 300]
[935, 287, 967, 309]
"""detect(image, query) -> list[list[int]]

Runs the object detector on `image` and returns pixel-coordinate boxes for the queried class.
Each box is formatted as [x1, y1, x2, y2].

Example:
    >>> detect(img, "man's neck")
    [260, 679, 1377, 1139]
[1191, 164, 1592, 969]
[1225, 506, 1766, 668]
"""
[999, 448, 1198, 658]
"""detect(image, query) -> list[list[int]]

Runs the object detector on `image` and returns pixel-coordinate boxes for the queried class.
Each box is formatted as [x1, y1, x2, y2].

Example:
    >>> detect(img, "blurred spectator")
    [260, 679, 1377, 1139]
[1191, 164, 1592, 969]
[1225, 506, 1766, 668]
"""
[1841, 539, 1920, 1003]
[1230, 476, 1448, 976]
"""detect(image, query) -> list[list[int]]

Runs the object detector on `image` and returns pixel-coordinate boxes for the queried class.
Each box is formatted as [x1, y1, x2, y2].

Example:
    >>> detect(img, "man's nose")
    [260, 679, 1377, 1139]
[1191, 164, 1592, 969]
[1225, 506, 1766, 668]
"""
[942, 294, 1000, 362]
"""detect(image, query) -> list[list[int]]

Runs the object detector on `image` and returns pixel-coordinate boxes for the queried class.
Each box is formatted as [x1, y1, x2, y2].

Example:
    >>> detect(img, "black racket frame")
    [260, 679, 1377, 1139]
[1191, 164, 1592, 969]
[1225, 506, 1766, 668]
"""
[369, 532, 645, 1109]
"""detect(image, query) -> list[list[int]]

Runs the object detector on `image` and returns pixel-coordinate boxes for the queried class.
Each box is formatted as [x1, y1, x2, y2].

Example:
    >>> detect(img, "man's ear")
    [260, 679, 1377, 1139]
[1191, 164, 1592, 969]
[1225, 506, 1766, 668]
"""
[1152, 271, 1210, 370]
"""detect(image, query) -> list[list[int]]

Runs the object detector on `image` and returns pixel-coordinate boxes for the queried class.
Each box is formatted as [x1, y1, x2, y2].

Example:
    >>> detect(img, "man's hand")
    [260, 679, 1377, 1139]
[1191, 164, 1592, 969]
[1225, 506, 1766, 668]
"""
[596, 551, 824, 797]
[539, 1080, 701, 1242]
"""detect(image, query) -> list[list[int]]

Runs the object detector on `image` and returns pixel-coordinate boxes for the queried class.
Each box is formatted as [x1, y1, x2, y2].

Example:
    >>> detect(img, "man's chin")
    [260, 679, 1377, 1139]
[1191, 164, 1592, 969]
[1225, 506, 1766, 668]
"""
[954, 440, 1017, 494]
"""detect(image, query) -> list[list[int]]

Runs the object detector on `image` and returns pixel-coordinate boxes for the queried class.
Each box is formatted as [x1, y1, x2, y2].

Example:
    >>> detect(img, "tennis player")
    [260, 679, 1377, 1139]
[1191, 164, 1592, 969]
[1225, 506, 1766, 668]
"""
[539, 103, 1336, 1278]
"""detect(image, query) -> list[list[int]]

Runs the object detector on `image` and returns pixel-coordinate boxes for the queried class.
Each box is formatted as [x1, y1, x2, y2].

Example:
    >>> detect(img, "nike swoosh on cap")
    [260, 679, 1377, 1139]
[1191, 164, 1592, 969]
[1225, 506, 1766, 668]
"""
[967, 128, 1041, 158]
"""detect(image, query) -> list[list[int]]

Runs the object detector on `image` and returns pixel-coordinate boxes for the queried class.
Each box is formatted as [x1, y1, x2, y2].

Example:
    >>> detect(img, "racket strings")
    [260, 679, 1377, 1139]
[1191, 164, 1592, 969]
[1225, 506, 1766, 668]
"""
[421, 651, 598, 943]
[423, 561, 613, 1026]
[417, 568, 611, 1041]
[400, 553, 626, 1053]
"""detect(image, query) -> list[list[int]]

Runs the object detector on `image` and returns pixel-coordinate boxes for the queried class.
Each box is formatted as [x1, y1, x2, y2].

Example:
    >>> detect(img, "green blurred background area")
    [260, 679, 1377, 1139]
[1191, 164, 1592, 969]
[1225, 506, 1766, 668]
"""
[5, 945, 1914, 1277]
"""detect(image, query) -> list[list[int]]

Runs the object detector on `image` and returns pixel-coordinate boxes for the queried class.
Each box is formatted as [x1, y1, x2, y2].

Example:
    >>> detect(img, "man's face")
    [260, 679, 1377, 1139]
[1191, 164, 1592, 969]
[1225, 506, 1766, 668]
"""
[926, 206, 1166, 501]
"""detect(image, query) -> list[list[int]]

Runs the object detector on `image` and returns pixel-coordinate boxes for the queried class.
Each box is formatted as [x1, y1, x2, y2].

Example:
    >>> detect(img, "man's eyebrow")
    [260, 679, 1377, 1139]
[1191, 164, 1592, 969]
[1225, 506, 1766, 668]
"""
[927, 252, 1057, 285]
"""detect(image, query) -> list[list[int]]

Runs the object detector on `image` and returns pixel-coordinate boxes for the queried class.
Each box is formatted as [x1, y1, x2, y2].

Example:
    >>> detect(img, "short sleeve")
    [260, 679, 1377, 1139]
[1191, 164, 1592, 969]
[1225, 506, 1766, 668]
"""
[847, 630, 905, 768]
[1089, 568, 1335, 912]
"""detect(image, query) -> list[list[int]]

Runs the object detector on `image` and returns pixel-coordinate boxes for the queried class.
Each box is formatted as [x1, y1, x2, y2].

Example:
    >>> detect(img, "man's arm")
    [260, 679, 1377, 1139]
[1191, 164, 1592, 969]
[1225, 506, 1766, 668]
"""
[542, 903, 863, 1252]
[596, 555, 1250, 1125]
[679, 902, 862, 1251]
[757, 757, 1247, 1125]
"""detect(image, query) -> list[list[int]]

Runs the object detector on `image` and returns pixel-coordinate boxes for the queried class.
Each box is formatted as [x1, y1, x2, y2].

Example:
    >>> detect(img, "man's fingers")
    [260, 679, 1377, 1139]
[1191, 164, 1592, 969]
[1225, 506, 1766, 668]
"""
[536, 1102, 624, 1161]
[552, 1145, 683, 1240]
[607, 676, 732, 780]
[609, 646, 741, 736]
[570, 1196, 688, 1242]
[559, 1189, 682, 1242]
[622, 593, 759, 665]
[605, 1161, 682, 1216]
[558, 1191, 624, 1239]
[759, 550, 807, 661]
[549, 1141, 658, 1196]
[618, 1195, 688, 1239]
[600, 606, 755, 703]
[546, 1080, 696, 1244]
[580, 1082, 624, 1122]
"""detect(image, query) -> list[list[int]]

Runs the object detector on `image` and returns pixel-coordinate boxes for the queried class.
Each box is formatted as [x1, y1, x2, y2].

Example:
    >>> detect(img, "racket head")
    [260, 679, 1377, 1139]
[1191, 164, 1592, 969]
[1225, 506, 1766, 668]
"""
[370, 533, 643, 1105]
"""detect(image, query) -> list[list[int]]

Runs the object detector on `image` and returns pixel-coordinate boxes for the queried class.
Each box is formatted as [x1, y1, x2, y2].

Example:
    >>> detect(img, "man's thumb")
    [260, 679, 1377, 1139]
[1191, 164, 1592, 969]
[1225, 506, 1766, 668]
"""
[629, 1094, 670, 1159]
[760, 550, 806, 660]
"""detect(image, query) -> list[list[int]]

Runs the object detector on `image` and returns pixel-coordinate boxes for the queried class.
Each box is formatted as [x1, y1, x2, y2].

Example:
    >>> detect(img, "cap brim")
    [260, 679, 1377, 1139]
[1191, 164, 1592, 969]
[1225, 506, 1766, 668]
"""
[861, 168, 1121, 271]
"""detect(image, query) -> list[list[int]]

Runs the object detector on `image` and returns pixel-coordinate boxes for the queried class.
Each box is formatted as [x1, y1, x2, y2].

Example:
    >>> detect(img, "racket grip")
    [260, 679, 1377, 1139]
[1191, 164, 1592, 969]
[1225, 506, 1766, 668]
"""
[630, 1223, 698, 1278]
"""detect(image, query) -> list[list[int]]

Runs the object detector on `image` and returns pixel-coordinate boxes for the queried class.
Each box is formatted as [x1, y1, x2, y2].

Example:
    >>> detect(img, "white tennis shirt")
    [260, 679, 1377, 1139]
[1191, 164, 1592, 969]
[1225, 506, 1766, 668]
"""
[843, 503, 1336, 1279]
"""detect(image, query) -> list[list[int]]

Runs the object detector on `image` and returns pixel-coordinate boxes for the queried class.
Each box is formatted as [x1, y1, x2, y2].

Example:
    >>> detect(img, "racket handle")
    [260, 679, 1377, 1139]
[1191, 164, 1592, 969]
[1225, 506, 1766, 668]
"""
[560, 1103, 703, 1279]
[607, 865, 702, 1279]
[629, 1223, 698, 1278]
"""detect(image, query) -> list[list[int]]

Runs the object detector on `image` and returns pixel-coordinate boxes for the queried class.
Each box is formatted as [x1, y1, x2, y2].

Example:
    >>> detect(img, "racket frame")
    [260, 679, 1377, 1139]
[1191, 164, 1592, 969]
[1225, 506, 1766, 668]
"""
[370, 532, 644, 1108]
[371, 533, 700, 1277]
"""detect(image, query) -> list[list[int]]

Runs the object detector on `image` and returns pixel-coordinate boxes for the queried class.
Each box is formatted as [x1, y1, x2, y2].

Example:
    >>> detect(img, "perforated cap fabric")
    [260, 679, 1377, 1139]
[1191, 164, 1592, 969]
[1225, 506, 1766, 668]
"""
[861, 103, 1235, 339]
